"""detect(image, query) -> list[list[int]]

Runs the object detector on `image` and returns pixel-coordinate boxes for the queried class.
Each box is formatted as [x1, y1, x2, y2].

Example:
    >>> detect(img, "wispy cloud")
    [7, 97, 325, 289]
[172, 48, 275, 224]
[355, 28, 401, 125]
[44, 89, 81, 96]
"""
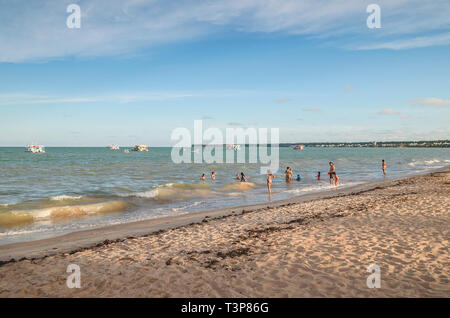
[303, 107, 320, 112]
[275, 98, 290, 103]
[377, 109, 411, 118]
[356, 33, 450, 50]
[227, 122, 245, 127]
[1, 0, 450, 62]
[411, 97, 450, 108]
[0, 92, 197, 106]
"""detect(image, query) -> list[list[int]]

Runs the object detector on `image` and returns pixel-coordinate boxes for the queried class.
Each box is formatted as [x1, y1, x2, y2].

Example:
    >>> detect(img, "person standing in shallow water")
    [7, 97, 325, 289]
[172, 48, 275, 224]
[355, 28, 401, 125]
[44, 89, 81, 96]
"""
[285, 167, 293, 182]
[201, 174, 206, 181]
[211, 172, 216, 180]
[382, 160, 387, 176]
[328, 162, 339, 186]
[266, 171, 275, 194]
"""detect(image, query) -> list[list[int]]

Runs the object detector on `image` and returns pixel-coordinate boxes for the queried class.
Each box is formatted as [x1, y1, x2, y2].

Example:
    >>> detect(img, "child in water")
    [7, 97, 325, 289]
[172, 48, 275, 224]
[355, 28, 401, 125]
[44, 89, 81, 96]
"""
[201, 174, 206, 181]
[240, 172, 247, 182]
[211, 171, 216, 180]
[296, 175, 301, 181]
[317, 172, 321, 180]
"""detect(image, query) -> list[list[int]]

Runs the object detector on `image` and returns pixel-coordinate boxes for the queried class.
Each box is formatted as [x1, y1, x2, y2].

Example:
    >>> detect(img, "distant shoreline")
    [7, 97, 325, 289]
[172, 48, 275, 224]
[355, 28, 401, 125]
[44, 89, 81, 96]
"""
[1, 164, 448, 264]
[0, 140, 449, 148]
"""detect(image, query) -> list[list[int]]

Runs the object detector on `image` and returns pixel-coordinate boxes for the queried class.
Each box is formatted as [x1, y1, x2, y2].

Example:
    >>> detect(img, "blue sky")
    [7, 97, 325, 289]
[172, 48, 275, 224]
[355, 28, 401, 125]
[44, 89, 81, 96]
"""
[0, 0, 449, 146]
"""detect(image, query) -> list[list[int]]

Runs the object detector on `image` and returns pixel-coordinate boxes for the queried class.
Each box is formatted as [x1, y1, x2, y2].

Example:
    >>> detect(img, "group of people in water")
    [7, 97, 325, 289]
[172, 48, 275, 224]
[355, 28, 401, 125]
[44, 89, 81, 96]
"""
[200, 160, 387, 194]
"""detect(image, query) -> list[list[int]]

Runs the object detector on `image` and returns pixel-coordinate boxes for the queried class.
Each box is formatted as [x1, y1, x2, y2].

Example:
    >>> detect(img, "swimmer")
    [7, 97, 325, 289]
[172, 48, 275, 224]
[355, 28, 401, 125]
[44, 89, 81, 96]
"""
[266, 171, 276, 194]
[201, 173, 206, 181]
[296, 174, 301, 182]
[382, 159, 387, 176]
[236, 173, 241, 181]
[240, 172, 247, 182]
[317, 172, 321, 181]
[211, 171, 216, 180]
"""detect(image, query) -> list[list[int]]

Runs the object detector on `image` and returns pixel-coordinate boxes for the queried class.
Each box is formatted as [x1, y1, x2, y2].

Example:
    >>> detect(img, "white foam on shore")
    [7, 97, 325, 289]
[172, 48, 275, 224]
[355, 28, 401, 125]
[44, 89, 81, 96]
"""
[283, 181, 362, 195]
[171, 201, 204, 212]
[49, 195, 83, 201]
[129, 189, 159, 198]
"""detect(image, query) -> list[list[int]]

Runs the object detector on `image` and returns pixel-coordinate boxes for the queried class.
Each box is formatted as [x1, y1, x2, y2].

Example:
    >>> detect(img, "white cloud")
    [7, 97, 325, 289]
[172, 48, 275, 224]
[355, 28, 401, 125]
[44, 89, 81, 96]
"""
[356, 33, 450, 50]
[1, 0, 450, 62]
[227, 122, 244, 126]
[377, 109, 411, 118]
[303, 107, 320, 112]
[0, 92, 197, 106]
[411, 97, 450, 108]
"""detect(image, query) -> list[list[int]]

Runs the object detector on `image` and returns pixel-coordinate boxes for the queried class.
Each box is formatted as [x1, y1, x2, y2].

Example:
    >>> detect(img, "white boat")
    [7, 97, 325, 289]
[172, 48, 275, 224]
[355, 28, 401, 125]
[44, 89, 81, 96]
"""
[26, 145, 45, 153]
[132, 144, 149, 152]
[227, 144, 241, 151]
[107, 145, 120, 150]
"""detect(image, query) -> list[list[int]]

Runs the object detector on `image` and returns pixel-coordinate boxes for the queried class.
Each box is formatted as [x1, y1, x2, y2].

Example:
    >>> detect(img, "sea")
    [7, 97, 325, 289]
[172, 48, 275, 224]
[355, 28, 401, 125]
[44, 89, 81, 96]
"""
[0, 146, 449, 244]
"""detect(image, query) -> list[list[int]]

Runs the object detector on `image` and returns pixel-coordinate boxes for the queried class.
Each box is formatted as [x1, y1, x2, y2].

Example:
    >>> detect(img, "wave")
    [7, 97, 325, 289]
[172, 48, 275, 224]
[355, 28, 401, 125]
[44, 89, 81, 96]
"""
[283, 181, 361, 195]
[408, 159, 443, 167]
[0, 201, 129, 228]
[424, 159, 440, 165]
[171, 201, 204, 212]
[220, 182, 256, 191]
[125, 182, 215, 201]
[49, 195, 83, 201]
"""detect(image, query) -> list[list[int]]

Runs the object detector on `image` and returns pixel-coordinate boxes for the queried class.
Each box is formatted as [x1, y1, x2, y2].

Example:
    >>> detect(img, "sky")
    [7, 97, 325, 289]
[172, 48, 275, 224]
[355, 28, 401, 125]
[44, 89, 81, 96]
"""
[0, 0, 449, 146]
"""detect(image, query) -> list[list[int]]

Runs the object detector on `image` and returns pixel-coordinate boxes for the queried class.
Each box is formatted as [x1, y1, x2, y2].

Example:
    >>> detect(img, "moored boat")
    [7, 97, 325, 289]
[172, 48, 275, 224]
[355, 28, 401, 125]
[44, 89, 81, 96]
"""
[132, 145, 149, 152]
[26, 145, 45, 153]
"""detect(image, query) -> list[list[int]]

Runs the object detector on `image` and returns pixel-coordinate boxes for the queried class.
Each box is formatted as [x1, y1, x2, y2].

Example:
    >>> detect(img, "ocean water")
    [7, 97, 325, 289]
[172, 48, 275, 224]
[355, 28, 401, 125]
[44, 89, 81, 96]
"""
[0, 146, 449, 244]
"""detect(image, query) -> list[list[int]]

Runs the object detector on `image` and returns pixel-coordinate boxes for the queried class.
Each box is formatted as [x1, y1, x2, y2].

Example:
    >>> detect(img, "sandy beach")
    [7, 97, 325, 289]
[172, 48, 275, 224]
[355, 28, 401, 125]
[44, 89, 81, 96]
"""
[0, 167, 449, 297]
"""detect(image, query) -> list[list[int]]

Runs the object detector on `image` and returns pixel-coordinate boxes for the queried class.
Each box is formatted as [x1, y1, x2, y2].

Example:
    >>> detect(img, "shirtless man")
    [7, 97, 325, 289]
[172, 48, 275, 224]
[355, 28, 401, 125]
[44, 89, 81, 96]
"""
[328, 162, 337, 186]
[382, 160, 387, 176]
[201, 174, 206, 181]
[266, 171, 276, 194]
[211, 171, 216, 180]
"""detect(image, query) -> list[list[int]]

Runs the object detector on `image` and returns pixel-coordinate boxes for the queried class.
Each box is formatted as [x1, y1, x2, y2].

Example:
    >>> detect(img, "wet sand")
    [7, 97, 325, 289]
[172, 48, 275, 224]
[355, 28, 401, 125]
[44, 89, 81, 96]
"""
[0, 167, 449, 297]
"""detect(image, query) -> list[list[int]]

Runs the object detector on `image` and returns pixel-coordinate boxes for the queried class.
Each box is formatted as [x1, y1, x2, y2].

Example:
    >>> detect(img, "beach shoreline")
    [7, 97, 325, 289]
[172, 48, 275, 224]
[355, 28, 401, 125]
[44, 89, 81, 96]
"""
[0, 165, 448, 297]
[1, 165, 449, 264]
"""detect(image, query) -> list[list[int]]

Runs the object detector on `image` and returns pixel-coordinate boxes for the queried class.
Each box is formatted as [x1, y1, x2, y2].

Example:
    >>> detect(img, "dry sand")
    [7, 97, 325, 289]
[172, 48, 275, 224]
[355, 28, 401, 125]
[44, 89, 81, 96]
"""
[0, 169, 449, 297]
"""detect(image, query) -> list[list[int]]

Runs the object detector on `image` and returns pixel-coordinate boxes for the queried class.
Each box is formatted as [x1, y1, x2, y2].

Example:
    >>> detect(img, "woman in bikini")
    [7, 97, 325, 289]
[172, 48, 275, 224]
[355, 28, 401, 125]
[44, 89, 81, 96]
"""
[266, 171, 275, 194]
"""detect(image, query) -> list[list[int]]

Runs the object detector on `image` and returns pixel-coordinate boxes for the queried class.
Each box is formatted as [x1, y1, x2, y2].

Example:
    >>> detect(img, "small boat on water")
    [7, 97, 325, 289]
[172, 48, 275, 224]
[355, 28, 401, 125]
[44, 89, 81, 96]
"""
[132, 145, 149, 152]
[26, 145, 45, 153]
[293, 144, 305, 150]
[227, 144, 241, 151]
[107, 145, 120, 150]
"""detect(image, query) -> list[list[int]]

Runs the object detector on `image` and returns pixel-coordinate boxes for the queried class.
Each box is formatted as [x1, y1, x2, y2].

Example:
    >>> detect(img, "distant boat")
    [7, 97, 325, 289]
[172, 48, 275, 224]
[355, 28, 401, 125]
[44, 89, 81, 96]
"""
[107, 145, 120, 150]
[26, 145, 45, 153]
[132, 145, 149, 152]
[293, 144, 305, 150]
[227, 144, 241, 151]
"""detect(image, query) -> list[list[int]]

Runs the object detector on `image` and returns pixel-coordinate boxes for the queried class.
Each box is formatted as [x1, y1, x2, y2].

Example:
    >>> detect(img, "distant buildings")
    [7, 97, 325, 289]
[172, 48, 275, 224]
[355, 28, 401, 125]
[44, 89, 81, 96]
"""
[279, 140, 450, 148]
